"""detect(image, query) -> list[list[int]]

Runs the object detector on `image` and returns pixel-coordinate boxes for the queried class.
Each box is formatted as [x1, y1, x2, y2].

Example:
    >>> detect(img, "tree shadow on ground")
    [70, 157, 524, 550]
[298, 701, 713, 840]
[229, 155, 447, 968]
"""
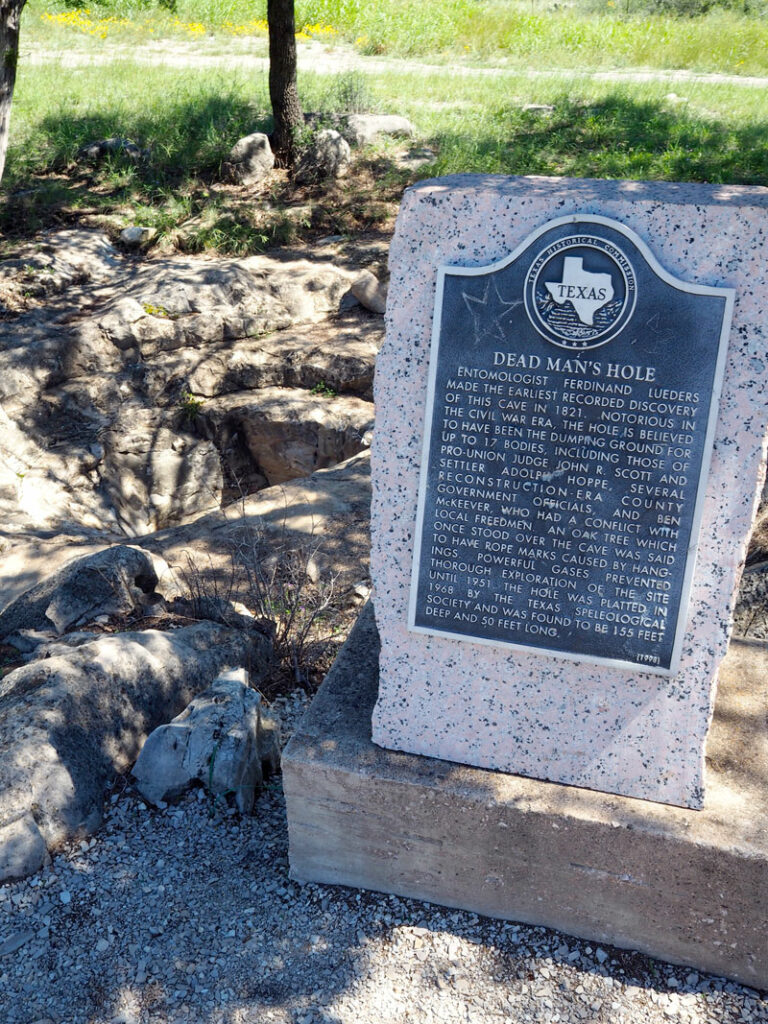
[425, 92, 768, 186]
[0, 91, 272, 240]
[35, 93, 269, 183]
[2, 774, 763, 1024]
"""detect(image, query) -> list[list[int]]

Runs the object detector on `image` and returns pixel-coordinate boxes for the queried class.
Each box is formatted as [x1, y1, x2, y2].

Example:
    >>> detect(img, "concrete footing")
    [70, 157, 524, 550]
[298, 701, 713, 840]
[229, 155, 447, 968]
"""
[282, 603, 768, 989]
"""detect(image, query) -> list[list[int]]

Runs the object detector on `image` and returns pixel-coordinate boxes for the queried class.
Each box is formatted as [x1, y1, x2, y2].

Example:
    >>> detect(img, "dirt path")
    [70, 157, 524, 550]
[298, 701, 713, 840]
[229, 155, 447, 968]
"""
[24, 36, 768, 88]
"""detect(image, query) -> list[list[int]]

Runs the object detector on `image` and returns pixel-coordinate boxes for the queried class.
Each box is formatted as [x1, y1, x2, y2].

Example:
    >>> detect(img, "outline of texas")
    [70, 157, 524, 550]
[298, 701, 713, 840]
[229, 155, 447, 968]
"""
[544, 256, 614, 326]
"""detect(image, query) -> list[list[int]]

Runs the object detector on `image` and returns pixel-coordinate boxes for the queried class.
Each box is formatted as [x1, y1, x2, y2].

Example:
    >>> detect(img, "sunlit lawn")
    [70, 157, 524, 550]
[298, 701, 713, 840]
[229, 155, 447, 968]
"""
[3, 0, 766, 252]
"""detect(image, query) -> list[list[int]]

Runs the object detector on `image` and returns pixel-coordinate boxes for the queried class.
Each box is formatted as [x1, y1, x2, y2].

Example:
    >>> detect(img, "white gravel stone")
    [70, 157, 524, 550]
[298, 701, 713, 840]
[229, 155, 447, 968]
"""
[0, 688, 766, 1023]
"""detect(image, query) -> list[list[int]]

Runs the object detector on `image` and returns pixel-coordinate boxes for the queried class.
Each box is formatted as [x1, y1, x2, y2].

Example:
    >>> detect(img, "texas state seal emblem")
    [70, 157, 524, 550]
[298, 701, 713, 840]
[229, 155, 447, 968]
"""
[524, 233, 637, 350]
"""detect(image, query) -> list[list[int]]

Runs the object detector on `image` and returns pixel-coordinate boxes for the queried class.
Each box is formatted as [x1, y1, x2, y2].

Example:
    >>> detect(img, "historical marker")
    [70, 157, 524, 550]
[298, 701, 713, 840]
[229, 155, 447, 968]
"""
[409, 215, 733, 675]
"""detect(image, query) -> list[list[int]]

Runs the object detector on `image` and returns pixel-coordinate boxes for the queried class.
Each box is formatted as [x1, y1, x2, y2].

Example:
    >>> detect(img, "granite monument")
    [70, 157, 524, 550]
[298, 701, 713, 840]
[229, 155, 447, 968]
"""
[371, 177, 766, 809]
[284, 175, 768, 986]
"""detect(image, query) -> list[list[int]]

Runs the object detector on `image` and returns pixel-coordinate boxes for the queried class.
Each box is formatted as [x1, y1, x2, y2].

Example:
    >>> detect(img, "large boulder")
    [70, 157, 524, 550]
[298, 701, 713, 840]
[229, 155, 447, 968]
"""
[133, 668, 280, 813]
[296, 129, 351, 183]
[0, 620, 272, 881]
[222, 132, 275, 186]
[344, 114, 415, 147]
[0, 544, 166, 640]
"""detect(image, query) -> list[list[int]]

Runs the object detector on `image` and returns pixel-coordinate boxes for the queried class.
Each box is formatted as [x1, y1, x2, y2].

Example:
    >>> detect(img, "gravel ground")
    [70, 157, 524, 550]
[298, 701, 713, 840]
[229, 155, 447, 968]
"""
[1, 691, 766, 1024]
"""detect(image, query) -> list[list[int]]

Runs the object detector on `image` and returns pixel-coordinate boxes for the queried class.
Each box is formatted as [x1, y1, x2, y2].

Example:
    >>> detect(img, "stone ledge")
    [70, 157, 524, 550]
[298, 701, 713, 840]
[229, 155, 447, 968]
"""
[283, 602, 768, 989]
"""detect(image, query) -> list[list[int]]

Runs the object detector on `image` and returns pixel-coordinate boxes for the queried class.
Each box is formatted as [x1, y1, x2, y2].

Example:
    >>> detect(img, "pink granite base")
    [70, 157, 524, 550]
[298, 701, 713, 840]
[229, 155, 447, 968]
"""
[371, 175, 768, 808]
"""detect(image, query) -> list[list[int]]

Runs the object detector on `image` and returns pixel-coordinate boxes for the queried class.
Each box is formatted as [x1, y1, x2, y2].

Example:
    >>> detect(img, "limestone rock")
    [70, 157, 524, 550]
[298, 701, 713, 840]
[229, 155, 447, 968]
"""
[0, 379, 122, 538]
[747, 498, 768, 566]
[119, 226, 156, 247]
[247, 254, 355, 323]
[0, 450, 373, 625]
[48, 229, 121, 277]
[344, 114, 415, 147]
[100, 406, 223, 535]
[94, 255, 356, 358]
[97, 297, 148, 351]
[78, 137, 147, 163]
[296, 129, 351, 183]
[22, 630, 103, 660]
[0, 321, 65, 413]
[0, 544, 166, 639]
[197, 387, 374, 487]
[132, 668, 280, 813]
[143, 311, 382, 403]
[0, 230, 119, 310]
[0, 815, 50, 882]
[350, 270, 388, 314]
[0, 308, 126, 416]
[0, 235, 372, 552]
[0, 621, 272, 879]
[0, 537, 110, 617]
[395, 146, 437, 171]
[222, 132, 275, 186]
[167, 596, 260, 631]
[733, 563, 768, 639]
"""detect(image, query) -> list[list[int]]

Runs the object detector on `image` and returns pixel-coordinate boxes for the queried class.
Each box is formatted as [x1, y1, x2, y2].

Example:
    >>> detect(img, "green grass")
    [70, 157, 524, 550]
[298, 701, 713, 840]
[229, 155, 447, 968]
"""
[3, 1, 766, 252]
[383, 71, 768, 183]
[298, 0, 768, 73]
[0, 60, 395, 248]
[22, 0, 768, 75]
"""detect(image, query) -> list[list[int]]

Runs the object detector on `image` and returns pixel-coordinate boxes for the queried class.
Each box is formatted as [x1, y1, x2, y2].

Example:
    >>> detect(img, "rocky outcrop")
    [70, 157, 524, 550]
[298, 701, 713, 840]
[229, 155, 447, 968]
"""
[0, 308, 125, 418]
[0, 233, 379, 544]
[0, 450, 373, 620]
[143, 314, 382, 402]
[93, 256, 358, 360]
[197, 387, 374, 487]
[100, 406, 223, 535]
[0, 230, 120, 311]
[0, 620, 273, 881]
[133, 668, 280, 813]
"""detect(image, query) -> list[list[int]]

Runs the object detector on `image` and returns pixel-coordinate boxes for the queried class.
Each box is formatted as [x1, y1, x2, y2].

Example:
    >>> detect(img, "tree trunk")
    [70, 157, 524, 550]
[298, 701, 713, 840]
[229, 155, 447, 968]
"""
[267, 0, 303, 170]
[0, 1, 25, 186]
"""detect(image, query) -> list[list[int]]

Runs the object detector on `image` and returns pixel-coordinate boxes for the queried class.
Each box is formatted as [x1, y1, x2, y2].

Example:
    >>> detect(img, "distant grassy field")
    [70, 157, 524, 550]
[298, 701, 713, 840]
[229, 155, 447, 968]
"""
[23, 0, 768, 73]
[3, 0, 766, 252]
